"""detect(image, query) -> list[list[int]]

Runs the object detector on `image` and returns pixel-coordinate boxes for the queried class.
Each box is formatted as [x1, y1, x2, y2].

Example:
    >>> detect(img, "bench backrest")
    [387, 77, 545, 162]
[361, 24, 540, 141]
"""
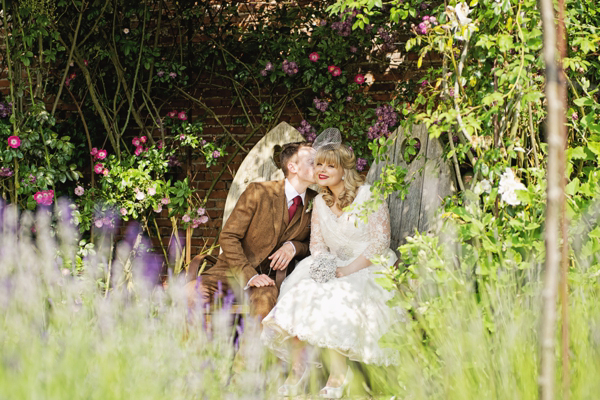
[366, 124, 456, 252]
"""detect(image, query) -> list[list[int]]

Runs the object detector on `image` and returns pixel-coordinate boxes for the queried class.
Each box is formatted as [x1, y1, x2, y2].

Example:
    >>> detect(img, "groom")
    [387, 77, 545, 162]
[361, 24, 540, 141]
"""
[185, 142, 317, 319]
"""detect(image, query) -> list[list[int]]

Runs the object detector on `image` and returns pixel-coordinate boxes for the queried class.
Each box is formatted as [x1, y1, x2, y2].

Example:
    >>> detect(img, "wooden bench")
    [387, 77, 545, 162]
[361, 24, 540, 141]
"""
[186, 121, 455, 285]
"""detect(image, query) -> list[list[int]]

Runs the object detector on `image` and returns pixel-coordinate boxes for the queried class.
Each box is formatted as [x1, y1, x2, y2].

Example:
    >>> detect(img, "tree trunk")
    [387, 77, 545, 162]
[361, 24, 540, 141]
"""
[539, 0, 567, 398]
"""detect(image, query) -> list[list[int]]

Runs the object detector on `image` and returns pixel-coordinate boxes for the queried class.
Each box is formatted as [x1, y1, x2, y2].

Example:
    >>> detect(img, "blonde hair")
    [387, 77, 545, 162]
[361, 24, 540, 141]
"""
[315, 145, 365, 209]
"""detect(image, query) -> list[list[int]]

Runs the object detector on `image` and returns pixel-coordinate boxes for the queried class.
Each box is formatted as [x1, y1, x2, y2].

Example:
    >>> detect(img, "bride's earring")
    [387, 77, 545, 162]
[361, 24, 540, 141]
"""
[342, 175, 345, 180]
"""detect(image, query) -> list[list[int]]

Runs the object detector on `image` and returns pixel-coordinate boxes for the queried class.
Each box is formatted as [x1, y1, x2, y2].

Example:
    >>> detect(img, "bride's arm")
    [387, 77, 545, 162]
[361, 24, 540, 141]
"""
[336, 196, 391, 277]
[309, 203, 329, 256]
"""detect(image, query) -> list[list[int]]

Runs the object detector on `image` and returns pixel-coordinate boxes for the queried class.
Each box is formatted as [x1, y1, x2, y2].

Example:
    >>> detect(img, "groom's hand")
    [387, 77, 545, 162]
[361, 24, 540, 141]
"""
[247, 274, 275, 288]
[269, 242, 295, 270]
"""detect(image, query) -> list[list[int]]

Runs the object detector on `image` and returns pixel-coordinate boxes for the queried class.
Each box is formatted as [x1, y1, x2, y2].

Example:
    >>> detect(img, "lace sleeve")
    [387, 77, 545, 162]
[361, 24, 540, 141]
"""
[361, 196, 392, 260]
[309, 201, 329, 256]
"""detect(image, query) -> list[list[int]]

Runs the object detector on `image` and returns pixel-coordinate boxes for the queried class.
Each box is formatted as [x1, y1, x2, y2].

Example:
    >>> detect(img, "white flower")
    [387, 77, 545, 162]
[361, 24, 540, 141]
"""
[136, 191, 145, 201]
[498, 168, 526, 206]
[480, 179, 492, 193]
[148, 187, 156, 196]
[123, 28, 130, 34]
[445, 2, 477, 41]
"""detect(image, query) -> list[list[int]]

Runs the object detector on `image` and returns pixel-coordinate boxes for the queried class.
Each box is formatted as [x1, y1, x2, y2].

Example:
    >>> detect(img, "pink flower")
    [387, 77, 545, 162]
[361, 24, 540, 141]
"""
[33, 192, 43, 204]
[147, 187, 156, 196]
[102, 168, 109, 176]
[157, 140, 163, 149]
[332, 67, 342, 77]
[94, 163, 104, 174]
[133, 187, 140, 193]
[161, 197, 170, 205]
[140, 136, 147, 143]
[90, 147, 98, 156]
[154, 205, 163, 213]
[94, 219, 103, 228]
[354, 74, 365, 84]
[74, 186, 85, 196]
[84, 59, 89, 66]
[7, 136, 21, 149]
[132, 137, 141, 146]
[182, 214, 191, 223]
[178, 111, 187, 121]
[169, 72, 177, 78]
[212, 150, 220, 158]
[192, 219, 201, 229]
[179, 134, 185, 140]
[328, 65, 337, 74]
[96, 149, 107, 160]
[197, 207, 206, 216]
[309, 52, 320, 62]
[167, 110, 177, 118]
[120, 208, 127, 216]
[199, 215, 209, 224]
[136, 191, 145, 201]
[134, 146, 143, 156]
[350, 46, 358, 53]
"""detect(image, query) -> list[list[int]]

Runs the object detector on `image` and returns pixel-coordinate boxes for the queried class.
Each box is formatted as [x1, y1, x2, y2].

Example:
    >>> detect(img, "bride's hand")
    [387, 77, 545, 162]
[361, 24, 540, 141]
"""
[335, 267, 346, 278]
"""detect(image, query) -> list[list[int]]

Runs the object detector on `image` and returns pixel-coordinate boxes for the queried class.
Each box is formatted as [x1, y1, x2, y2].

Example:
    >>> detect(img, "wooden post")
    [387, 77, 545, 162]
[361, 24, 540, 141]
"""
[539, 0, 567, 398]
[556, 0, 570, 396]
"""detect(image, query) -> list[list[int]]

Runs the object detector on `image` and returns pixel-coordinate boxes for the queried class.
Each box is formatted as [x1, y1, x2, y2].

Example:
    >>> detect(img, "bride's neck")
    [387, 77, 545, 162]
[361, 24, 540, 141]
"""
[328, 183, 344, 204]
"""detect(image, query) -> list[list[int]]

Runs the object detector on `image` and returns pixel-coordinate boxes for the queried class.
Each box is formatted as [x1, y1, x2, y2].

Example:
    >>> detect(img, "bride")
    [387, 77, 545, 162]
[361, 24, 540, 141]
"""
[261, 129, 403, 398]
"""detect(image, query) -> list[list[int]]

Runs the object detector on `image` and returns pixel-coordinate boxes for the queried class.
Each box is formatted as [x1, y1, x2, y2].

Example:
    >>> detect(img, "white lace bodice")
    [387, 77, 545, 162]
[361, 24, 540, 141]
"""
[309, 184, 393, 265]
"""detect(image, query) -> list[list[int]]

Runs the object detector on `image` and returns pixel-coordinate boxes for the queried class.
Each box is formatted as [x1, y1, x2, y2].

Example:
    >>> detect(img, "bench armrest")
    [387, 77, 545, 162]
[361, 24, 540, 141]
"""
[186, 253, 218, 282]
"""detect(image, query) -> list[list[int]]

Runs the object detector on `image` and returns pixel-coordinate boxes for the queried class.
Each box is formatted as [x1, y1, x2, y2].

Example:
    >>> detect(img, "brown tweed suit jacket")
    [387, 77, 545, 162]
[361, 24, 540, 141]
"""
[213, 179, 317, 287]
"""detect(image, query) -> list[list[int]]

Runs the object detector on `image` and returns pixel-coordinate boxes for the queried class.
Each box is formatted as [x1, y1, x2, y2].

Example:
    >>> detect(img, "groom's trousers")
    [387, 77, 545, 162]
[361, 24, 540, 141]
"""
[184, 262, 280, 320]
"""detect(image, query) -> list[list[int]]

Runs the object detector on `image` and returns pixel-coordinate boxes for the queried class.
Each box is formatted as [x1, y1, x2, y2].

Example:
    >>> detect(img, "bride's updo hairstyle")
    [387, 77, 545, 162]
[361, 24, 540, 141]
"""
[315, 144, 365, 209]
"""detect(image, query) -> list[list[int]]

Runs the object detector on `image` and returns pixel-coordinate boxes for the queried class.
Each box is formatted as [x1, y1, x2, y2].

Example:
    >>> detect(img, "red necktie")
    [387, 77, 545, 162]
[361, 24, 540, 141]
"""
[288, 195, 302, 221]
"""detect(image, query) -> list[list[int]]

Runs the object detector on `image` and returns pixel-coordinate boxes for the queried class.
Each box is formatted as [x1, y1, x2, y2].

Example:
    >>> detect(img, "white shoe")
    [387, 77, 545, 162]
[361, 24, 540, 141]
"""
[319, 366, 353, 398]
[278, 366, 309, 397]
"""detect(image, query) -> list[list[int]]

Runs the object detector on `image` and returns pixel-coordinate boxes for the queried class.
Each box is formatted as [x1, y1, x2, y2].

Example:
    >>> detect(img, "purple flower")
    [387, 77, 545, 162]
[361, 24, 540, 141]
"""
[356, 158, 368, 172]
[169, 72, 177, 78]
[182, 214, 191, 223]
[260, 69, 267, 76]
[350, 46, 358, 53]
[157, 70, 165, 77]
[313, 98, 329, 112]
[572, 112, 579, 121]
[212, 150, 220, 158]
[297, 120, 317, 142]
[0, 167, 13, 177]
[320, 20, 327, 26]
[265, 61, 273, 71]
[282, 60, 299, 76]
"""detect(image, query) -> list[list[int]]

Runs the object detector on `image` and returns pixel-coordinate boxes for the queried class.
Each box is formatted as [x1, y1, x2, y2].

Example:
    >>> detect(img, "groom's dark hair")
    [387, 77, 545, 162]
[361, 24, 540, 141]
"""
[279, 141, 312, 176]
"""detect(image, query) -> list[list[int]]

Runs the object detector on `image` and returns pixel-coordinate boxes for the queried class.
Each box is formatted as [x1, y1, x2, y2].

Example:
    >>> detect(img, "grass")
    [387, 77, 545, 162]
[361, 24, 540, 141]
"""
[1, 203, 599, 399]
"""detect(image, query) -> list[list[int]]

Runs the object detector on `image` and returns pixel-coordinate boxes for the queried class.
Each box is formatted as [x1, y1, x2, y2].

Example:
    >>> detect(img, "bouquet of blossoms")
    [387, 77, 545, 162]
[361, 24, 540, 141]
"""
[309, 253, 339, 283]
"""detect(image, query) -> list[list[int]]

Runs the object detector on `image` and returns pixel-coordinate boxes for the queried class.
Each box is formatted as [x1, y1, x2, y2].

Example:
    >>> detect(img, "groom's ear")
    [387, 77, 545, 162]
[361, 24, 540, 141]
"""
[287, 160, 298, 175]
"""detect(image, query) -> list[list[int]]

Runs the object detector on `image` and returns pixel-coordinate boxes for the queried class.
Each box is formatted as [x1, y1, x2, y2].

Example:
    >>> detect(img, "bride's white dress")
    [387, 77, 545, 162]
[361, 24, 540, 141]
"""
[261, 184, 403, 366]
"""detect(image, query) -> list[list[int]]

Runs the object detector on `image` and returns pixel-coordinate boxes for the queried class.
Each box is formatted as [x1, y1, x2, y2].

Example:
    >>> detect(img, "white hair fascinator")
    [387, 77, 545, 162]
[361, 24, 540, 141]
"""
[312, 128, 343, 152]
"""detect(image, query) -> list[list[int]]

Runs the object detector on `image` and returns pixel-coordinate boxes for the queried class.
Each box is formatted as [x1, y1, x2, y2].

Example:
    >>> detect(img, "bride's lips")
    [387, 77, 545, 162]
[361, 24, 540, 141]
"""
[318, 174, 328, 180]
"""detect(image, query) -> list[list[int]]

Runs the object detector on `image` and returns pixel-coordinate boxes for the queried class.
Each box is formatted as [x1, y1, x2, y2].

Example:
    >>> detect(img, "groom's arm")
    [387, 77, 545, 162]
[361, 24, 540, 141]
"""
[219, 184, 260, 286]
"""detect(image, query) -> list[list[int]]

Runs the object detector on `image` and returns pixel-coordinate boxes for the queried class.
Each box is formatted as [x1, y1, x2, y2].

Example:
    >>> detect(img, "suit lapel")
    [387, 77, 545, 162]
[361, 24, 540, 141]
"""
[272, 180, 286, 240]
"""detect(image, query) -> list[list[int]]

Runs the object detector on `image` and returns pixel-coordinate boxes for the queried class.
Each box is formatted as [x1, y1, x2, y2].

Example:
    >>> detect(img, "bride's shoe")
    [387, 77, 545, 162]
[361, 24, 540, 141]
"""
[319, 366, 353, 399]
[278, 366, 309, 397]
